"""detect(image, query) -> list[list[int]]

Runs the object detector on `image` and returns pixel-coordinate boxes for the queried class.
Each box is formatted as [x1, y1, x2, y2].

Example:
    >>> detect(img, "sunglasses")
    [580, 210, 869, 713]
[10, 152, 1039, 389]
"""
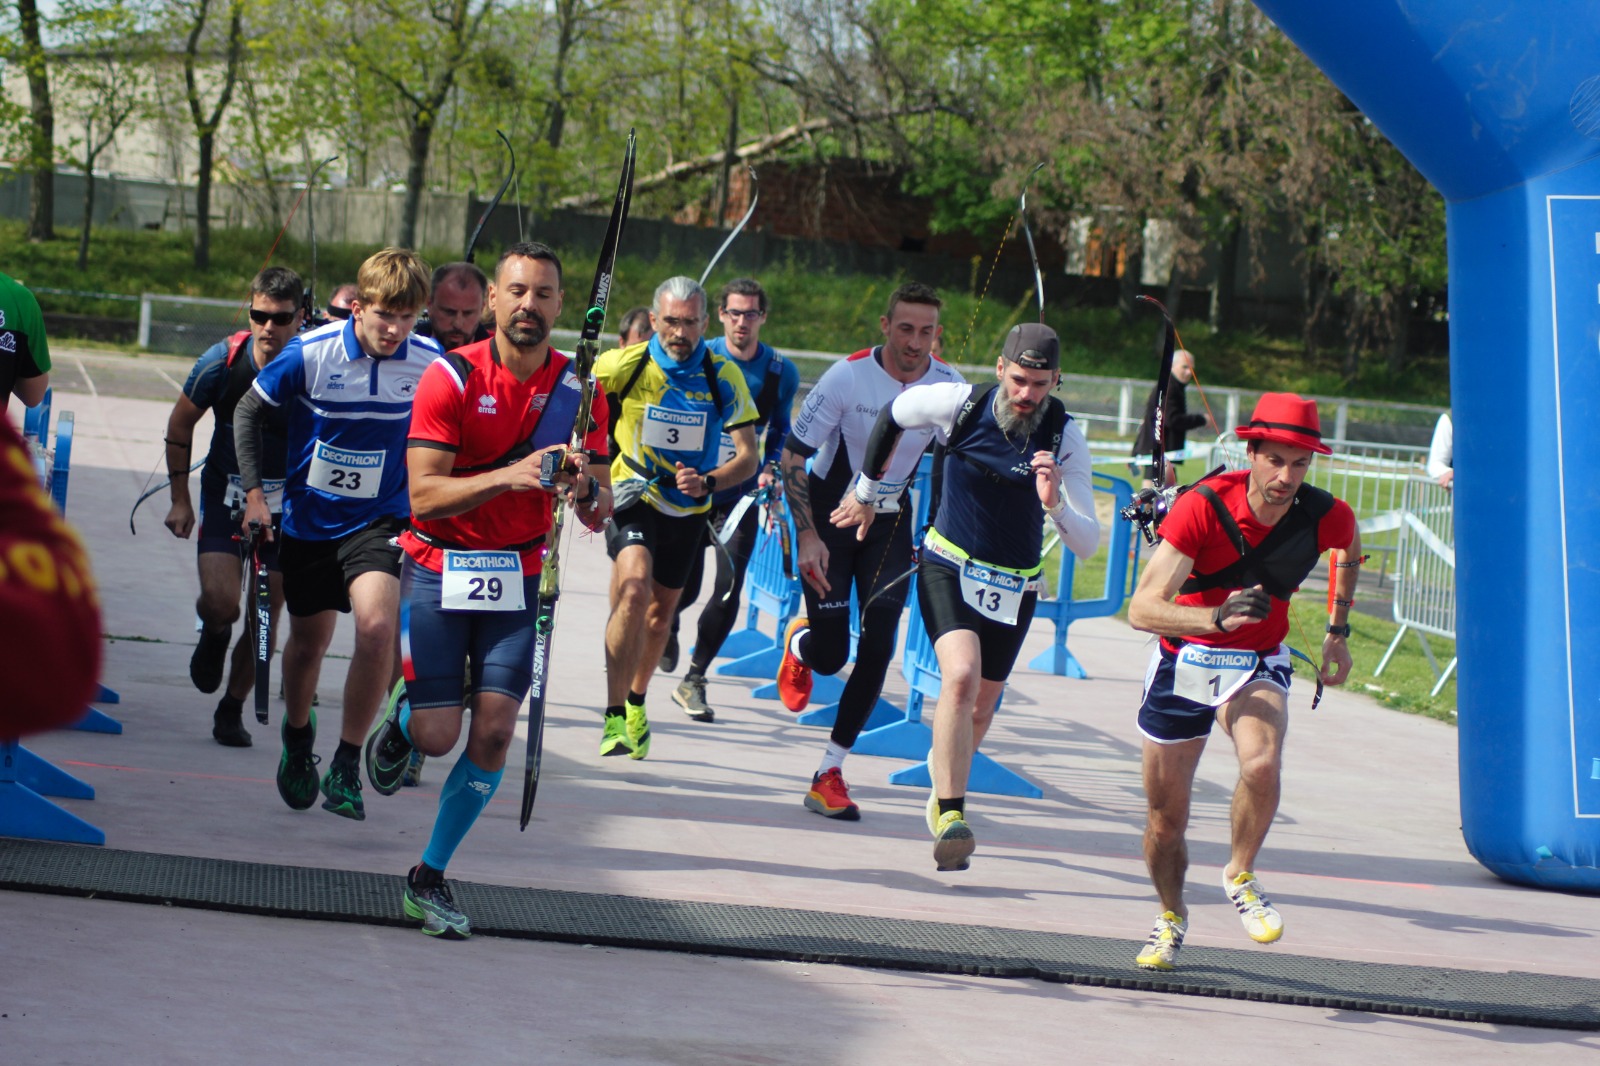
[249, 308, 298, 327]
[326, 305, 352, 320]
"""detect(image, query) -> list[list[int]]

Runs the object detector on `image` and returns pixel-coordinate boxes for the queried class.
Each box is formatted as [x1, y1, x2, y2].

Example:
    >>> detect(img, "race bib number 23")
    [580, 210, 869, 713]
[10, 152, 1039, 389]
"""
[307, 439, 384, 499]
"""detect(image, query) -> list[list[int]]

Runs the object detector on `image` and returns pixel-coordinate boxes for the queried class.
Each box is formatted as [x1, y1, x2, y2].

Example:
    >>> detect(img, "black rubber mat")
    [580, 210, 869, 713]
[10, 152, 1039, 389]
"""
[4, 838, 1597, 1030]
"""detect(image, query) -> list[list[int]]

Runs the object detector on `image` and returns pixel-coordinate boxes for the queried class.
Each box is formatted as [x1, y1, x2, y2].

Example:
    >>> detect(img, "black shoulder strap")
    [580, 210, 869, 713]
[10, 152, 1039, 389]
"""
[926, 381, 1000, 531]
[1180, 481, 1333, 595]
[756, 349, 783, 421]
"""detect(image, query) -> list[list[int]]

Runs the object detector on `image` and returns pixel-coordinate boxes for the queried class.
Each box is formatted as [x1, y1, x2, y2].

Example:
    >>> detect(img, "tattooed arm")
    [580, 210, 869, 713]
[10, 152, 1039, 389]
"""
[781, 444, 829, 594]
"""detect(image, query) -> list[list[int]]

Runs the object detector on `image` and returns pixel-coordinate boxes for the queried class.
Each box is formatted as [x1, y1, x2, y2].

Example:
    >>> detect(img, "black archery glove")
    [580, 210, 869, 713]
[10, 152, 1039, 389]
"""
[1213, 587, 1271, 633]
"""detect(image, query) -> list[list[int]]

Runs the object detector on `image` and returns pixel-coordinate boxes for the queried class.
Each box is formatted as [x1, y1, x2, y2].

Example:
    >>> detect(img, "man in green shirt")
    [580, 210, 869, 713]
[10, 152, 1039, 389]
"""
[1, 271, 51, 413]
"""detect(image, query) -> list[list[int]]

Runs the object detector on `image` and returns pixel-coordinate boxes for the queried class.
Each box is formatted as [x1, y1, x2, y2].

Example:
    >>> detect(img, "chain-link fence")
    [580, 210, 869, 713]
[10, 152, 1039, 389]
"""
[138, 293, 250, 359]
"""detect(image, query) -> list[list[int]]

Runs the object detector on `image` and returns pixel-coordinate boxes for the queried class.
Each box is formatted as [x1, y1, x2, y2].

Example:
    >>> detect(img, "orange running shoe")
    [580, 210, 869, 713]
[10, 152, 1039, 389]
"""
[777, 616, 813, 712]
[804, 767, 860, 820]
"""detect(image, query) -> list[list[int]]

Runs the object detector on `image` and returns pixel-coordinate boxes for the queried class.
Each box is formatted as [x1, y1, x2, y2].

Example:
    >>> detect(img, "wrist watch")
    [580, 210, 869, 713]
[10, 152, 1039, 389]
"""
[702, 474, 717, 496]
[1326, 622, 1351, 637]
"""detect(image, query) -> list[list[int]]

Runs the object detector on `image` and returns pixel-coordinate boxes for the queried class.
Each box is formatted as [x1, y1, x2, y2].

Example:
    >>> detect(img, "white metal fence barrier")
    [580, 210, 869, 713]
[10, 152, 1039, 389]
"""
[1374, 476, 1457, 698]
[138, 293, 246, 359]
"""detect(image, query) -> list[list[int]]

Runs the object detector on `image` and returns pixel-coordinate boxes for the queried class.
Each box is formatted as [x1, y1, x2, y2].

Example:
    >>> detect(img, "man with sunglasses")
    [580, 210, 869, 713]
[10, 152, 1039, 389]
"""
[235, 248, 441, 821]
[664, 277, 799, 722]
[326, 283, 358, 323]
[594, 276, 759, 760]
[161, 266, 303, 747]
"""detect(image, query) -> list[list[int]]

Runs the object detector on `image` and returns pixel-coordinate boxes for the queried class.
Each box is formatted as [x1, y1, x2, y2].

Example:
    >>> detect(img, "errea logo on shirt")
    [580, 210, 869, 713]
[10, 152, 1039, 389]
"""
[478, 394, 498, 415]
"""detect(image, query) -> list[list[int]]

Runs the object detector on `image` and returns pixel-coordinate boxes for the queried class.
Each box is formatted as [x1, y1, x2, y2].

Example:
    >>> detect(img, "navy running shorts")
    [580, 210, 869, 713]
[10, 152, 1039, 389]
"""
[399, 555, 540, 709]
[1138, 641, 1292, 744]
[196, 492, 281, 569]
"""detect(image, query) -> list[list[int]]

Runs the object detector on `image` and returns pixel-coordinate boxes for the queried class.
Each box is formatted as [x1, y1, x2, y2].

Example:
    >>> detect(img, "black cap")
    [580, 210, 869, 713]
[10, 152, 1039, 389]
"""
[1001, 322, 1059, 371]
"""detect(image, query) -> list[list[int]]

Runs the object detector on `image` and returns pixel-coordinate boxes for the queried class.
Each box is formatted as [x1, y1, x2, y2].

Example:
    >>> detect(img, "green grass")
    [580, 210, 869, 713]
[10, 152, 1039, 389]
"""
[6, 218, 1449, 404]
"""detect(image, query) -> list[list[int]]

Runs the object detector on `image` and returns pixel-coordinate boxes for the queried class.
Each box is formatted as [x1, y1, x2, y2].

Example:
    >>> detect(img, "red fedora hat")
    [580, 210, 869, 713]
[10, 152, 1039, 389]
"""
[1234, 393, 1332, 454]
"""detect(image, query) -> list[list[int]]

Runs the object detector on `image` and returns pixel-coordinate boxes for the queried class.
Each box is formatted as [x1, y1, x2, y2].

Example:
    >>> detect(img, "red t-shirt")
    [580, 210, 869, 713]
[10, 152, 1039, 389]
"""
[1157, 469, 1356, 652]
[400, 340, 610, 575]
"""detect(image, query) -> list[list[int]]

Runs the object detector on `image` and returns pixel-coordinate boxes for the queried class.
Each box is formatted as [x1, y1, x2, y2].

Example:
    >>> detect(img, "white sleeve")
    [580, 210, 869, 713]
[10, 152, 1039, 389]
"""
[888, 382, 972, 443]
[1425, 412, 1453, 479]
[1051, 420, 1101, 560]
[789, 361, 846, 451]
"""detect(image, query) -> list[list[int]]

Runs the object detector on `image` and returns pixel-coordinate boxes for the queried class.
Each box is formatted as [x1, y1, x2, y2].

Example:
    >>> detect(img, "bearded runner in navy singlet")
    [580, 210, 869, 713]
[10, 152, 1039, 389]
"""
[776, 281, 965, 821]
[360, 242, 612, 938]
[235, 248, 441, 822]
[1126, 393, 1361, 972]
[161, 267, 301, 747]
[835, 324, 1099, 869]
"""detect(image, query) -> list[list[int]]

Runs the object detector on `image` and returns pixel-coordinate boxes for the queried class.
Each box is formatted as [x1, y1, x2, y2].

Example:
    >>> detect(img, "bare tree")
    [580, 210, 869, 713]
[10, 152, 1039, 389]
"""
[178, 0, 246, 268]
[16, 0, 55, 240]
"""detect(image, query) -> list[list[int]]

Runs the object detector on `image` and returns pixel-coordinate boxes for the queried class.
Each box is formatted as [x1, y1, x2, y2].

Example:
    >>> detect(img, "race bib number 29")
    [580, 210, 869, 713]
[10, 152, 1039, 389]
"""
[307, 439, 383, 499]
[441, 551, 525, 612]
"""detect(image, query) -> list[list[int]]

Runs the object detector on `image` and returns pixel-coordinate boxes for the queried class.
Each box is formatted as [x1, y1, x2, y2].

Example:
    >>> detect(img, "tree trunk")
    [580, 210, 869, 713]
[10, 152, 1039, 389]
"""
[194, 131, 214, 269]
[19, 0, 55, 241]
[399, 119, 434, 249]
[1118, 224, 1145, 323]
[1210, 217, 1241, 332]
[716, 95, 739, 226]
[77, 153, 96, 270]
[1387, 287, 1414, 376]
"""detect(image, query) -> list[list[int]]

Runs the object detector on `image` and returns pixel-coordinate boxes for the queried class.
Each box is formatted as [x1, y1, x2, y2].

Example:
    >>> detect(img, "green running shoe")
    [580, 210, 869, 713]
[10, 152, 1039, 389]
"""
[403, 865, 471, 939]
[365, 681, 414, 797]
[320, 759, 365, 821]
[276, 712, 320, 811]
[625, 699, 651, 760]
[599, 712, 634, 757]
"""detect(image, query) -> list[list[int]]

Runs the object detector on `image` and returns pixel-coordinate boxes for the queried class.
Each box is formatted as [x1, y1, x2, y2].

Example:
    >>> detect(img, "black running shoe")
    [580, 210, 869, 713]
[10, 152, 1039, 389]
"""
[212, 699, 252, 748]
[276, 713, 320, 811]
[365, 682, 414, 796]
[320, 759, 365, 821]
[659, 629, 679, 674]
[403, 865, 471, 938]
[190, 624, 231, 694]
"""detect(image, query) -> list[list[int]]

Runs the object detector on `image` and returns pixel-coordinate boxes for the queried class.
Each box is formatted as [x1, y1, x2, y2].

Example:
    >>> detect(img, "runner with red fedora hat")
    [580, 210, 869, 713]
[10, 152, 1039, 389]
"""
[1123, 391, 1361, 971]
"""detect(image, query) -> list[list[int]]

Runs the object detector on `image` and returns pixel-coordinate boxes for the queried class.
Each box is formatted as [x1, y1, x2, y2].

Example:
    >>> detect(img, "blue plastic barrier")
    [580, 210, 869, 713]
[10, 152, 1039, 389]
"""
[1254, 0, 1600, 892]
[4, 389, 111, 844]
[1027, 472, 1137, 677]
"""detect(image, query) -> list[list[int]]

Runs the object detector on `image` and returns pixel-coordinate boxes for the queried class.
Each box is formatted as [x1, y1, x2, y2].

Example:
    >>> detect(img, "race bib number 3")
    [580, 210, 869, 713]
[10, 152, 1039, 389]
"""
[959, 559, 1027, 626]
[226, 474, 285, 514]
[1172, 645, 1258, 707]
[307, 440, 384, 499]
[441, 551, 526, 612]
[640, 405, 708, 452]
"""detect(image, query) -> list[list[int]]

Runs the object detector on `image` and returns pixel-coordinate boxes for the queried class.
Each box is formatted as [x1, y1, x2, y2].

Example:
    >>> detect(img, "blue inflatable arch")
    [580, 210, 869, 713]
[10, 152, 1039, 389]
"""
[1252, 1, 1600, 891]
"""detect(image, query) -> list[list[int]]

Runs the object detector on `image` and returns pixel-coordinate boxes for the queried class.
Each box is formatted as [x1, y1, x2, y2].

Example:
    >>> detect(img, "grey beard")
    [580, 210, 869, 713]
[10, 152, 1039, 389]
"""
[994, 393, 1046, 439]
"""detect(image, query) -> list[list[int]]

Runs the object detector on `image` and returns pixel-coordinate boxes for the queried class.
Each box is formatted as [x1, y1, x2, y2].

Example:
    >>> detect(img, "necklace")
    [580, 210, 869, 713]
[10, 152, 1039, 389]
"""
[993, 392, 1030, 454]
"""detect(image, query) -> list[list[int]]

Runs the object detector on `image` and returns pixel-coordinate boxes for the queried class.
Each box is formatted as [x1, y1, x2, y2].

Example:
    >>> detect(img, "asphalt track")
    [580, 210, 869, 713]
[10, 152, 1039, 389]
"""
[3, 348, 1597, 1064]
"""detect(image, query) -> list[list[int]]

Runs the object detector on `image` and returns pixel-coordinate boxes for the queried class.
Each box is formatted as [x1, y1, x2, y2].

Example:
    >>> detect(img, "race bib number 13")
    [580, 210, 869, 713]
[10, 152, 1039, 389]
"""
[959, 559, 1027, 626]
[441, 551, 525, 612]
[307, 439, 383, 499]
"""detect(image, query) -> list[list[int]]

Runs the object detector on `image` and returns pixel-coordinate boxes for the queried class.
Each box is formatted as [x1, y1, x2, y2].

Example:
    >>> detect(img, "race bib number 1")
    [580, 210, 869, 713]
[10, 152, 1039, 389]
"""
[959, 559, 1027, 626]
[307, 440, 383, 499]
[225, 474, 285, 514]
[640, 405, 708, 452]
[1172, 645, 1259, 706]
[440, 551, 525, 612]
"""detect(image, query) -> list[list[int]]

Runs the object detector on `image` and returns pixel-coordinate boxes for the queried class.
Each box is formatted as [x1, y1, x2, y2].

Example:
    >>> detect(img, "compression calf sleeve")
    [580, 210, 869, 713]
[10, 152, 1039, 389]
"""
[420, 754, 503, 872]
